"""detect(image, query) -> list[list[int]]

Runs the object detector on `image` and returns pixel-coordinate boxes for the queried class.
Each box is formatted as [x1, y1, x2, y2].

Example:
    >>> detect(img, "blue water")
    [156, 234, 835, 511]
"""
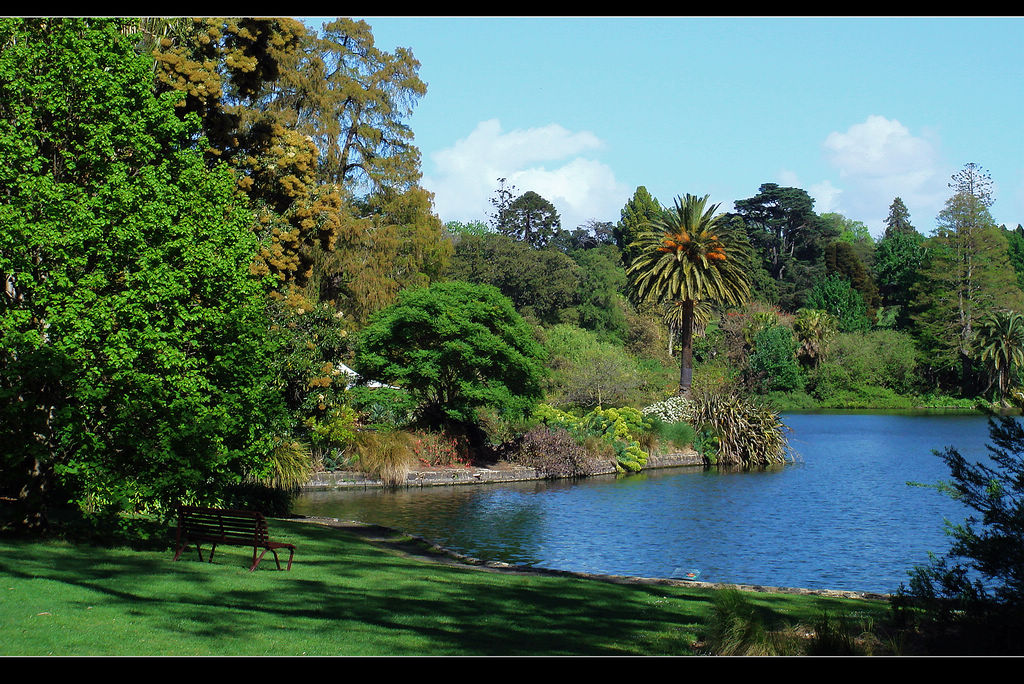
[293, 412, 1001, 594]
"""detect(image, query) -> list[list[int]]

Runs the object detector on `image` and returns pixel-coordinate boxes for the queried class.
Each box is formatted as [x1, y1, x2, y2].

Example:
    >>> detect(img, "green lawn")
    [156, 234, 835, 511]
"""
[0, 519, 890, 656]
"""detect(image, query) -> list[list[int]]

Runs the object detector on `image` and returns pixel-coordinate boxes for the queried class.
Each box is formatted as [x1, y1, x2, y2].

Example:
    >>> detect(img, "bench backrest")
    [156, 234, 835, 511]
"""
[177, 506, 269, 545]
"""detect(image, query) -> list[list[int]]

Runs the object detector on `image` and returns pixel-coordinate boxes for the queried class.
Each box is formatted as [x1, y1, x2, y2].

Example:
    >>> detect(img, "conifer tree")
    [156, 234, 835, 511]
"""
[911, 164, 1024, 394]
[615, 186, 665, 269]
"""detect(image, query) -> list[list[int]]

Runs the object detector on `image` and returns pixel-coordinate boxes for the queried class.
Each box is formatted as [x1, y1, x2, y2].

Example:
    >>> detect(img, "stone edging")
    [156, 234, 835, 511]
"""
[302, 450, 705, 490]
[294, 516, 891, 603]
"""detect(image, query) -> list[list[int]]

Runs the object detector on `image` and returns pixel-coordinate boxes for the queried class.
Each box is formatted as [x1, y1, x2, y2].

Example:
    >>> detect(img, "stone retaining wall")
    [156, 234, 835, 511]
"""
[302, 449, 704, 490]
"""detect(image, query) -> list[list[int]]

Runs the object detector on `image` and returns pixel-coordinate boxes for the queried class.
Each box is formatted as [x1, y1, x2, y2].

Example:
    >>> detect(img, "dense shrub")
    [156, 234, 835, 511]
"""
[512, 427, 600, 479]
[808, 330, 920, 404]
[532, 404, 652, 473]
[747, 325, 804, 393]
[354, 281, 546, 431]
[543, 324, 642, 409]
[641, 396, 696, 423]
[409, 431, 472, 467]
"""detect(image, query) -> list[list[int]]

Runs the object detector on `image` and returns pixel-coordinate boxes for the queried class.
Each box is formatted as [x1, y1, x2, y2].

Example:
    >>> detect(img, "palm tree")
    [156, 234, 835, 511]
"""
[792, 308, 838, 369]
[628, 194, 751, 397]
[977, 310, 1024, 403]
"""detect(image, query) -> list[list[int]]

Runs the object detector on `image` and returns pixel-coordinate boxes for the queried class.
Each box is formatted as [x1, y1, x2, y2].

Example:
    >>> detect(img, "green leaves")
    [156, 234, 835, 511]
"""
[354, 281, 546, 429]
[0, 19, 287, 525]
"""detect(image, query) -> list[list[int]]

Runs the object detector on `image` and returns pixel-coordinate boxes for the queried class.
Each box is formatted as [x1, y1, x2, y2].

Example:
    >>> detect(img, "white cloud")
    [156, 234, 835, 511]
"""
[422, 119, 629, 230]
[809, 180, 843, 214]
[822, 115, 948, 235]
[775, 170, 842, 215]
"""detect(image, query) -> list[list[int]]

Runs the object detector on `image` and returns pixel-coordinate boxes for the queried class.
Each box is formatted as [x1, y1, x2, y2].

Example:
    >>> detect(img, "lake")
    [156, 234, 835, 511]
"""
[293, 412, 1001, 594]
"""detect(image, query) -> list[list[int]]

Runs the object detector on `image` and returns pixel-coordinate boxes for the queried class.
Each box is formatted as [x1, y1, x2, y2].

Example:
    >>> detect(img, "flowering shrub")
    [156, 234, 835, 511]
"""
[532, 404, 652, 473]
[641, 396, 696, 423]
[409, 431, 472, 467]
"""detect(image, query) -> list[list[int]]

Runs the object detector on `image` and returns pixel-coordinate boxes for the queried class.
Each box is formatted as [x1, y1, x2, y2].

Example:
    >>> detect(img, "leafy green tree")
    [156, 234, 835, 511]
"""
[614, 186, 665, 269]
[499, 190, 562, 248]
[353, 281, 546, 433]
[0, 18, 287, 530]
[448, 233, 582, 325]
[444, 219, 492, 241]
[874, 223, 925, 324]
[820, 212, 874, 268]
[976, 310, 1024, 402]
[628, 194, 751, 397]
[307, 185, 452, 326]
[1002, 225, 1024, 292]
[551, 219, 616, 253]
[805, 274, 871, 333]
[542, 325, 641, 409]
[825, 241, 880, 319]
[570, 244, 629, 343]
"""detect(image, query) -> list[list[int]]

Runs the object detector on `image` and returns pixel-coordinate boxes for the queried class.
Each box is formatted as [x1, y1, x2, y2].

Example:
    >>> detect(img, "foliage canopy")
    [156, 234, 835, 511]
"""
[353, 281, 546, 431]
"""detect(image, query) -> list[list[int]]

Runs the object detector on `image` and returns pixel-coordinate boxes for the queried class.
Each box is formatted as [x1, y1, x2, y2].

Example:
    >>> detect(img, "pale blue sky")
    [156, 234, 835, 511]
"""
[306, 16, 1024, 237]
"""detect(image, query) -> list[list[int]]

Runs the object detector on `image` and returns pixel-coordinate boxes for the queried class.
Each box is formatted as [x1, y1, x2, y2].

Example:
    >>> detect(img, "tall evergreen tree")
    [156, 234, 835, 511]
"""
[732, 183, 837, 311]
[615, 186, 664, 269]
[911, 165, 1024, 394]
[500, 190, 561, 248]
[883, 197, 916, 238]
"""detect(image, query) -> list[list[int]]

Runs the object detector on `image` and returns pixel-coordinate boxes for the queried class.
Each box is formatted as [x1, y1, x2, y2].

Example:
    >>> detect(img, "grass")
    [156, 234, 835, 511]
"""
[0, 518, 893, 656]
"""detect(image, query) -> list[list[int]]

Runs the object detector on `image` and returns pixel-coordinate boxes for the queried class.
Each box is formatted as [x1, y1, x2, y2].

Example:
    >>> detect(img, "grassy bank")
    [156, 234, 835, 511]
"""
[0, 518, 893, 656]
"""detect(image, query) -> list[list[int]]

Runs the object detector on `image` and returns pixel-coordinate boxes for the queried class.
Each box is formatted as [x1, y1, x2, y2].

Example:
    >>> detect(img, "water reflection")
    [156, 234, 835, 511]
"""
[294, 413, 1000, 593]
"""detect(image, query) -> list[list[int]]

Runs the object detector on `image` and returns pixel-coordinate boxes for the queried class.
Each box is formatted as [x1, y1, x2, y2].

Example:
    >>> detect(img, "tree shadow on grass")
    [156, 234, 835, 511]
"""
[0, 519, 884, 656]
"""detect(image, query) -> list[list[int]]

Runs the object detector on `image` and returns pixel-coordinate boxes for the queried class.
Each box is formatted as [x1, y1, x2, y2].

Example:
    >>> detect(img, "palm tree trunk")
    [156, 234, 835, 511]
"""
[678, 300, 694, 398]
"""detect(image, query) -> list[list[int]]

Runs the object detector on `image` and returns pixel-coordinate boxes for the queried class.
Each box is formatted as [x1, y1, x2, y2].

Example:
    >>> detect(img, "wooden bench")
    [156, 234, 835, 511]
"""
[172, 506, 295, 571]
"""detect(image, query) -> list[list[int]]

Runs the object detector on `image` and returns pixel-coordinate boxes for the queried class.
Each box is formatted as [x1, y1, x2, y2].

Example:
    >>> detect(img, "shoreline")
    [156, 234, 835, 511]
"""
[291, 516, 892, 603]
[301, 449, 705, 490]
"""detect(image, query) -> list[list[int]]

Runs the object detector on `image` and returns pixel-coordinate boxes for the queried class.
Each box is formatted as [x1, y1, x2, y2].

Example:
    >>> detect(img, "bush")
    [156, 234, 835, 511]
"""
[641, 396, 696, 423]
[409, 431, 472, 467]
[354, 281, 546, 432]
[532, 404, 652, 473]
[512, 427, 600, 479]
[747, 324, 804, 393]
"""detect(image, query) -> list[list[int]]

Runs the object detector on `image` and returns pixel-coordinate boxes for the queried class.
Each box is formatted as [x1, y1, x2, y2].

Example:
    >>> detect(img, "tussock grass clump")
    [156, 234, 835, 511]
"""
[705, 589, 798, 656]
[353, 430, 416, 486]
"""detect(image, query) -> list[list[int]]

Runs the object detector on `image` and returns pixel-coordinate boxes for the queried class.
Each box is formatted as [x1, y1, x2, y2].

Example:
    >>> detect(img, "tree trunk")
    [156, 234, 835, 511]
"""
[678, 300, 694, 398]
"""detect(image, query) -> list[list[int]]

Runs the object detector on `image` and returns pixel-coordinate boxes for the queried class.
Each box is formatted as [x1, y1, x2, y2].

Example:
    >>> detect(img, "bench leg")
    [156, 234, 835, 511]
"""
[250, 548, 270, 572]
[208, 544, 217, 563]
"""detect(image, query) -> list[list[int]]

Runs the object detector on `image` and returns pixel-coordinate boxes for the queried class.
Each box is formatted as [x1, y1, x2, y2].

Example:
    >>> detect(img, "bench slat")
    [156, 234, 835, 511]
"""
[173, 505, 294, 571]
